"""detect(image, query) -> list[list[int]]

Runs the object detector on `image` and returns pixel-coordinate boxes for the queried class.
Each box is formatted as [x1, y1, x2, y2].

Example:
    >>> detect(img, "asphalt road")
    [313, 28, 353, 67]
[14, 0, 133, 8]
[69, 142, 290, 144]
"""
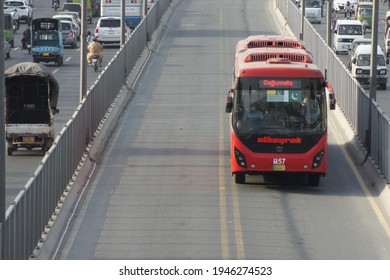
[55, 0, 390, 259]
[4, 1, 121, 206]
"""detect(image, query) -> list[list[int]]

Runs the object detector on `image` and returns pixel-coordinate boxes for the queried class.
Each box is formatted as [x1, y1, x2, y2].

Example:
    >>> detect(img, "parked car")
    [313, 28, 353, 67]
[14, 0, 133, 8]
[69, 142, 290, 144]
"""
[4, 0, 33, 23]
[53, 14, 80, 40]
[4, 38, 11, 58]
[94, 16, 131, 45]
[60, 20, 77, 48]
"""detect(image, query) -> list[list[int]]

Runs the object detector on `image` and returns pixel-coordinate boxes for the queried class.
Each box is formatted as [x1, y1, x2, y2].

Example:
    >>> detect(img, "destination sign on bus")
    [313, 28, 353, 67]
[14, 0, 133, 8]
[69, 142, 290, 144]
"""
[259, 79, 302, 89]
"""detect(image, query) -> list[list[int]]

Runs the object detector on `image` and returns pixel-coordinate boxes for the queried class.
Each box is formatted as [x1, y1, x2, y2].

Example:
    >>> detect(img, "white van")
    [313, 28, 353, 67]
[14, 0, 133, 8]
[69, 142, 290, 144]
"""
[333, 20, 364, 54]
[350, 44, 388, 90]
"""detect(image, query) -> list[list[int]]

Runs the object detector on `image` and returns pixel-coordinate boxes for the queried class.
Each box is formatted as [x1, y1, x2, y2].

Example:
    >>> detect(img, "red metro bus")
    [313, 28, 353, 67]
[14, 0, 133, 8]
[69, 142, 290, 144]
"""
[226, 37, 336, 186]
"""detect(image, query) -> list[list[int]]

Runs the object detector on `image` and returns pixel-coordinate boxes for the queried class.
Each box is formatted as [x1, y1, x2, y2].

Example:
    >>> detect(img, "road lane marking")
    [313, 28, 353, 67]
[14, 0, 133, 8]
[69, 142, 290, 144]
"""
[232, 184, 245, 259]
[330, 114, 390, 238]
[66, 57, 72, 62]
[219, 8, 245, 260]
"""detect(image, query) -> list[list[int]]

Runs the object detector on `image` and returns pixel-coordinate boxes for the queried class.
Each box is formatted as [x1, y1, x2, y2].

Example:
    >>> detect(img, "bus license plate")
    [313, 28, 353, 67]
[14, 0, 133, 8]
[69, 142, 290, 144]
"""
[273, 158, 286, 171]
[43, 52, 49, 56]
[273, 164, 286, 171]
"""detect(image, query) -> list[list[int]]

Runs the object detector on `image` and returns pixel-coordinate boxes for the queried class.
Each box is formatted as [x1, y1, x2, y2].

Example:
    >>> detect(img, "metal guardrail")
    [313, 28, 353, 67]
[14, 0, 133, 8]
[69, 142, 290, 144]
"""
[276, 0, 390, 180]
[3, 0, 173, 260]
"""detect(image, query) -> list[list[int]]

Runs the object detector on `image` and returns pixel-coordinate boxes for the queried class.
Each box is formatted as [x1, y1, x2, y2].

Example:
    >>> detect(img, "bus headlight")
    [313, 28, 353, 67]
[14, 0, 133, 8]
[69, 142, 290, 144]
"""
[356, 69, 363, 74]
[312, 149, 325, 169]
[234, 147, 247, 168]
[380, 69, 387, 75]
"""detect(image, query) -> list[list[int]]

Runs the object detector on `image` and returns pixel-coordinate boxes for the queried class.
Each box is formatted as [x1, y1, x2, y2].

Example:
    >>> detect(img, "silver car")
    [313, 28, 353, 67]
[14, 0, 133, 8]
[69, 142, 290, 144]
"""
[60, 20, 77, 49]
[53, 14, 80, 40]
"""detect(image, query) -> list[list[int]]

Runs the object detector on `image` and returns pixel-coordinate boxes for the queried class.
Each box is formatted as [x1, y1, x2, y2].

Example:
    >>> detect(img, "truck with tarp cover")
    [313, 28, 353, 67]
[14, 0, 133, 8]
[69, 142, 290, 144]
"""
[5, 62, 59, 155]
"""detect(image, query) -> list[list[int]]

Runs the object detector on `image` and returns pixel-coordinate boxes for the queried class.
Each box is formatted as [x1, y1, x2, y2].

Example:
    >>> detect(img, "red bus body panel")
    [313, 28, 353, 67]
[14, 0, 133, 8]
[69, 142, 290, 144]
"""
[229, 126, 328, 175]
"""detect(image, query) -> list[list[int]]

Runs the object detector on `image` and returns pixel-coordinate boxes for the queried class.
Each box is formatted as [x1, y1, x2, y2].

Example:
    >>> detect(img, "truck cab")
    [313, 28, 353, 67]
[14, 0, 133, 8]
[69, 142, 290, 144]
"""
[350, 44, 388, 90]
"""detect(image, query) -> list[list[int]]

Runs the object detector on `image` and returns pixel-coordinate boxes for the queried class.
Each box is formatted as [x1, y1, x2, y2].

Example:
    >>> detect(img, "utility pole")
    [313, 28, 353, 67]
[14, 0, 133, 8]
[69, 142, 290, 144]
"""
[300, 0, 305, 40]
[365, 0, 379, 162]
[121, 0, 125, 46]
[80, 0, 87, 101]
[0, 0, 6, 260]
[326, 0, 333, 47]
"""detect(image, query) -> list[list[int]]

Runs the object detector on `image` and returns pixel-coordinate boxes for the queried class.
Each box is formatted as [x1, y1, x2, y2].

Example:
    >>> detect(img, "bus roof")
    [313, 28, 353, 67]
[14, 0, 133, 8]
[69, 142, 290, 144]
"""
[235, 34, 307, 54]
[234, 57, 323, 79]
[237, 48, 314, 64]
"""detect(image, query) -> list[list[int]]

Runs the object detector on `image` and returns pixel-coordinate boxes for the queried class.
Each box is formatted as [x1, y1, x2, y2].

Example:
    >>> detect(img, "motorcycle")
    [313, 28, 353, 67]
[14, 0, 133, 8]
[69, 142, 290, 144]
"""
[22, 36, 31, 54]
[91, 54, 99, 72]
[26, 40, 31, 54]
[345, 7, 352, 20]
[52, 0, 59, 11]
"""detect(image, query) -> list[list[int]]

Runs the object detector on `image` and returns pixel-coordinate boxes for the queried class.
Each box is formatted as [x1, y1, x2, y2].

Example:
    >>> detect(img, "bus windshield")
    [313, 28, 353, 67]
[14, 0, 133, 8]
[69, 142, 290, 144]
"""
[232, 77, 326, 137]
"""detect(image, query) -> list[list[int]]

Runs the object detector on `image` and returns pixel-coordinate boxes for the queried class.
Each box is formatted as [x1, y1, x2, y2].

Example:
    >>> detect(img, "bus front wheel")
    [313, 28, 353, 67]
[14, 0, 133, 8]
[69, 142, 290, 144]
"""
[308, 174, 320, 186]
[235, 173, 245, 184]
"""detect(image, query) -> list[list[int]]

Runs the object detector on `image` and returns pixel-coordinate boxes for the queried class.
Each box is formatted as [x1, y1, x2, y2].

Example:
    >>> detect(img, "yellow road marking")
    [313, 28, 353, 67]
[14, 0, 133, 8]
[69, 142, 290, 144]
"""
[232, 184, 245, 259]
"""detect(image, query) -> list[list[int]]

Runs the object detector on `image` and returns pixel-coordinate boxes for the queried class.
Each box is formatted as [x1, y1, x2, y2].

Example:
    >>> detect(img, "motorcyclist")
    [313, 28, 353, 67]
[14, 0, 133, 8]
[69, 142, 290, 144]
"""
[87, 31, 94, 45]
[21, 24, 31, 50]
[52, 0, 60, 7]
[87, 37, 103, 66]
[345, 1, 352, 19]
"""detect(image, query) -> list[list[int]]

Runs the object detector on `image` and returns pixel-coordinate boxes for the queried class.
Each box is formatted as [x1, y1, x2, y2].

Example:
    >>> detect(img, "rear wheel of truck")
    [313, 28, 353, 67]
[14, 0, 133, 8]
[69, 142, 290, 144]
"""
[43, 138, 53, 151]
[57, 56, 63, 66]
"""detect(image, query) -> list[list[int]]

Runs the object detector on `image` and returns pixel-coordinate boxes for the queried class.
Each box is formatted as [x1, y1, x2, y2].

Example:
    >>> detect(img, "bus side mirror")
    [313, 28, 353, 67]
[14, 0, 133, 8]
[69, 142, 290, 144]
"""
[352, 57, 356, 64]
[326, 82, 336, 110]
[387, 58, 389, 65]
[226, 89, 234, 113]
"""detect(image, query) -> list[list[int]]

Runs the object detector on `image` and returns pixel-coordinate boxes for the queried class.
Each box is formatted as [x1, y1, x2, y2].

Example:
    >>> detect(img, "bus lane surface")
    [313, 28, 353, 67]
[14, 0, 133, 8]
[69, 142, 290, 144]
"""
[56, 0, 390, 259]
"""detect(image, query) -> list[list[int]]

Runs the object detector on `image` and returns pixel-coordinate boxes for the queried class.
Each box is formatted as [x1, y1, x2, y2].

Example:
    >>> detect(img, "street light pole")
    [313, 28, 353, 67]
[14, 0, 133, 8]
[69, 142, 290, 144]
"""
[121, 0, 125, 47]
[0, 0, 6, 260]
[80, 0, 87, 101]
[364, 0, 379, 162]
[300, 0, 305, 40]
[327, 0, 333, 47]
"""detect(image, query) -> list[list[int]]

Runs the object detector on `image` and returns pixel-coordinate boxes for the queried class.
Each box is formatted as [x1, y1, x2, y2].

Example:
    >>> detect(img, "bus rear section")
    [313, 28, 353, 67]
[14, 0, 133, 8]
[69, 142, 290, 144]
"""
[235, 34, 307, 56]
[226, 55, 336, 186]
